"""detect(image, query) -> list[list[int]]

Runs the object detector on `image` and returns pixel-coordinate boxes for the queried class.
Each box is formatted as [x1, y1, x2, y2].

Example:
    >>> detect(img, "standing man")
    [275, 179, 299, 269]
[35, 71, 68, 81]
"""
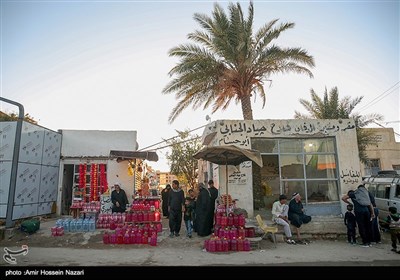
[168, 180, 185, 237]
[111, 183, 129, 213]
[208, 180, 218, 231]
[342, 185, 375, 247]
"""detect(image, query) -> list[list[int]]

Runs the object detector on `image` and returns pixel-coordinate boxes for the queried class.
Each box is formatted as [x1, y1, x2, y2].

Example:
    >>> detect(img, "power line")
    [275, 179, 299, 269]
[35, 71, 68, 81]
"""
[372, 121, 400, 137]
[358, 81, 399, 112]
[138, 124, 206, 151]
[150, 136, 202, 151]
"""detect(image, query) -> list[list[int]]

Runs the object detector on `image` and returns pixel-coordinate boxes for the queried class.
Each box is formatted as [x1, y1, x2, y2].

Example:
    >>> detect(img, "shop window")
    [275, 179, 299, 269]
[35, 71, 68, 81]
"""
[306, 180, 338, 202]
[280, 139, 303, 153]
[280, 154, 304, 179]
[303, 138, 335, 153]
[252, 137, 339, 204]
[251, 138, 278, 153]
[282, 181, 305, 198]
[305, 154, 337, 178]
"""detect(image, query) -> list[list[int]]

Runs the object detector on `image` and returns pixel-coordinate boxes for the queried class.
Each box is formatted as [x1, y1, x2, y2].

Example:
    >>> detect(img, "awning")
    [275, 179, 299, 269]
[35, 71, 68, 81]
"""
[109, 150, 159, 162]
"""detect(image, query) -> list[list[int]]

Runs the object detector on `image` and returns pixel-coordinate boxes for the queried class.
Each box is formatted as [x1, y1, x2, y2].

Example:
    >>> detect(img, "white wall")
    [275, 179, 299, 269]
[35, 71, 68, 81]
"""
[60, 130, 138, 157]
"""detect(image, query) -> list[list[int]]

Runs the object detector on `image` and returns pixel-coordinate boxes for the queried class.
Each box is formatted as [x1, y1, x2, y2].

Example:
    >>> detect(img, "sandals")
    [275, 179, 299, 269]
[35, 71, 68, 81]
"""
[296, 239, 310, 245]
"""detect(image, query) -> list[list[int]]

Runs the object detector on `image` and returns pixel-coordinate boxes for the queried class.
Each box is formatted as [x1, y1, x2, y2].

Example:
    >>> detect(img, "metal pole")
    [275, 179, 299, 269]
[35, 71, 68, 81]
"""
[225, 156, 228, 214]
[133, 159, 137, 197]
[0, 97, 24, 228]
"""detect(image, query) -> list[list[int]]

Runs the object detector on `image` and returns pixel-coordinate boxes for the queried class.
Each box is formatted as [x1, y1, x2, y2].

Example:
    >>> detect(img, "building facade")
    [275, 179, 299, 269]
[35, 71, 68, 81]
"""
[361, 128, 400, 176]
[200, 119, 361, 217]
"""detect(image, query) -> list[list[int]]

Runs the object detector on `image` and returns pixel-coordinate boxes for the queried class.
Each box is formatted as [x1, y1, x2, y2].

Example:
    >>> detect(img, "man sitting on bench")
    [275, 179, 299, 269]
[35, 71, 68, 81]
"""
[272, 194, 296, 244]
[288, 192, 312, 244]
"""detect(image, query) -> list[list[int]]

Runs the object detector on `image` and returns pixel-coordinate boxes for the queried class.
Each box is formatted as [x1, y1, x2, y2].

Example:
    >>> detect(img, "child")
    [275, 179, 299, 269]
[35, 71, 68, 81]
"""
[382, 206, 400, 253]
[183, 196, 195, 238]
[344, 204, 357, 244]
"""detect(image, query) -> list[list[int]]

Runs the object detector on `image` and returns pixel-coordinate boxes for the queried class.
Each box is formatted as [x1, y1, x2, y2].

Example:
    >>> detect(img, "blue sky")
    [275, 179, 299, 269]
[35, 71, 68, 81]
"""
[1, 0, 399, 171]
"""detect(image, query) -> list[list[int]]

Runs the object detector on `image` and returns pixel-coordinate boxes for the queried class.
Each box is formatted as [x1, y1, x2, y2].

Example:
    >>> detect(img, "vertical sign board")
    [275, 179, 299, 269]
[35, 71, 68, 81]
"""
[100, 195, 113, 213]
[0, 122, 17, 218]
[1, 121, 62, 220]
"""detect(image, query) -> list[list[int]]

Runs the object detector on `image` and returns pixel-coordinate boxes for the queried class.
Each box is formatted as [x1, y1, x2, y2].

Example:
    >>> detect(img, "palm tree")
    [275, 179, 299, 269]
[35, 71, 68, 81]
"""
[163, 1, 315, 123]
[294, 86, 383, 163]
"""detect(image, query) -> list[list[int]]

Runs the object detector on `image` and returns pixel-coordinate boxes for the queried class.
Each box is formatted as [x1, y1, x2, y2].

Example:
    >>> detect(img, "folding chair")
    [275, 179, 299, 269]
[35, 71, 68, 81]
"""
[255, 214, 278, 248]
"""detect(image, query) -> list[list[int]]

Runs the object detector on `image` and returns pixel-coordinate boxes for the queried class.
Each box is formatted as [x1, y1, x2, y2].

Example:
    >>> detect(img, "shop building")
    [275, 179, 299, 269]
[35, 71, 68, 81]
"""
[200, 119, 361, 218]
[57, 130, 139, 216]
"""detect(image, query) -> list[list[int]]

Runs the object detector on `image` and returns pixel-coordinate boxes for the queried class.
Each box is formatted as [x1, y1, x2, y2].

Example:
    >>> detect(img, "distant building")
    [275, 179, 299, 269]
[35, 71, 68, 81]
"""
[156, 171, 177, 189]
[361, 127, 400, 176]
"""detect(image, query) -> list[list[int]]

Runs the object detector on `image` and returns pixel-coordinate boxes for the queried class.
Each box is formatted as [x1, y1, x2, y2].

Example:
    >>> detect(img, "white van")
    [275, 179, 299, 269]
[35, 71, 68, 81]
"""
[364, 171, 400, 221]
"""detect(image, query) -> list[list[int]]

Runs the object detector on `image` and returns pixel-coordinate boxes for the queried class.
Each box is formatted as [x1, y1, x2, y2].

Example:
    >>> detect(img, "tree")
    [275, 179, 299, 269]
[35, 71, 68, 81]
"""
[166, 130, 202, 190]
[0, 111, 38, 124]
[294, 86, 383, 163]
[163, 1, 314, 123]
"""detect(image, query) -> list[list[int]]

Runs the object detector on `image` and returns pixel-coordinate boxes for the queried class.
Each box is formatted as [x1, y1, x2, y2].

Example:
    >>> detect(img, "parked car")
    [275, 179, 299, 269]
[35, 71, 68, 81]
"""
[364, 170, 400, 221]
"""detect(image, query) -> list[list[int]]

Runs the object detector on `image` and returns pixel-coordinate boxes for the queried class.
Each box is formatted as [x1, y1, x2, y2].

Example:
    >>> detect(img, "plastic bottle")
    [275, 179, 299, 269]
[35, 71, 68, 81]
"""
[89, 218, 96, 232]
[82, 219, 89, 232]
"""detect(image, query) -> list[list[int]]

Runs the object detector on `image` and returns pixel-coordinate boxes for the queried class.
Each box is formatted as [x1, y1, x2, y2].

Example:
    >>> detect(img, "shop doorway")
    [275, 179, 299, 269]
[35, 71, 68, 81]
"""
[260, 155, 280, 209]
[61, 164, 74, 215]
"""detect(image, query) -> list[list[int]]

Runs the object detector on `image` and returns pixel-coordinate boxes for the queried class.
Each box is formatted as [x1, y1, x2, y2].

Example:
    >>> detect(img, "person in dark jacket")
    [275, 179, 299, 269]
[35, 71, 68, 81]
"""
[342, 185, 375, 247]
[184, 196, 195, 238]
[168, 180, 185, 237]
[368, 191, 381, 244]
[111, 183, 129, 213]
[161, 184, 171, 217]
[344, 204, 357, 244]
[208, 180, 218, 231]
[195, 183, 211, 237]
[288, 192, 311, 242]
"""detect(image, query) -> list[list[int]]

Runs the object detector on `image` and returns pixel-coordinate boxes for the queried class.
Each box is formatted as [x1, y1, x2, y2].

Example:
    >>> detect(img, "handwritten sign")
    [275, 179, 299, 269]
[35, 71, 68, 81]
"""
[100, 195, 112, 213]
[340, 168, 361, 184]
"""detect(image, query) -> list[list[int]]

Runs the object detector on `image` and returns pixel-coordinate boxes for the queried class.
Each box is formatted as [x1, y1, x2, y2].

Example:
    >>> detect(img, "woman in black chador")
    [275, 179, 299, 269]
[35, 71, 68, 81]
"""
[195, 183, 211, 237]
[161, 184, 171, 217]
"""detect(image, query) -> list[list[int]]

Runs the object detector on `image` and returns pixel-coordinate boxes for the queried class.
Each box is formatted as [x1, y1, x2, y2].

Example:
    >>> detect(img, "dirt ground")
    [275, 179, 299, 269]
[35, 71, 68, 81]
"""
[0, 216, 205, 250]
[1, 216, 400, 267]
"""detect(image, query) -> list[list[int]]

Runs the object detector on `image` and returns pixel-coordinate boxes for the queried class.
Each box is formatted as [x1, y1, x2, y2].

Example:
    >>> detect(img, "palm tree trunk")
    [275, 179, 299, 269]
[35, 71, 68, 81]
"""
[240, 94, 264, 209]
[240, 95, 254, 120]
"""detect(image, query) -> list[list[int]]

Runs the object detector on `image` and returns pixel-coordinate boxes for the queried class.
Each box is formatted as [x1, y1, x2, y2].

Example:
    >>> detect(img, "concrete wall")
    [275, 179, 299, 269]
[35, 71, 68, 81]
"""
[361, 128, 400, 174]
[201, 119, 361, 217]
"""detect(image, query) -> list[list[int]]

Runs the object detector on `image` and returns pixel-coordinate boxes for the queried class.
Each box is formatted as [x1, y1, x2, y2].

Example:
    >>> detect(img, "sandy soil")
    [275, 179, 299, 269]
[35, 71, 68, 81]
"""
[1, 217, 399, 267]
